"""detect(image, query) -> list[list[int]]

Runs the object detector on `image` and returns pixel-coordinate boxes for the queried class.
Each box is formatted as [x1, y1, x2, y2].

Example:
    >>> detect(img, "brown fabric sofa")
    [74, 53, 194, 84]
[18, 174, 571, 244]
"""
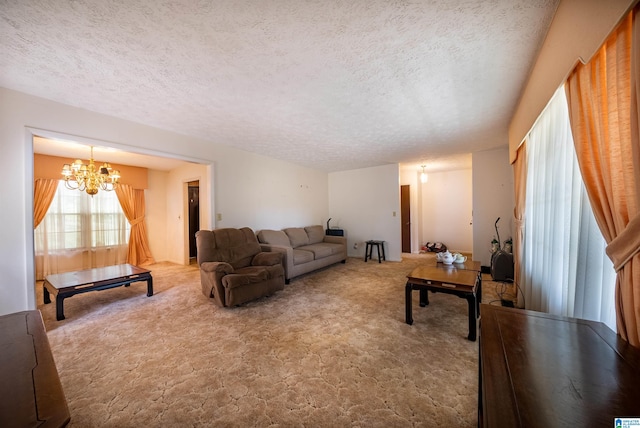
[256, 225, 347, 283]
[196, 227, 285, 307]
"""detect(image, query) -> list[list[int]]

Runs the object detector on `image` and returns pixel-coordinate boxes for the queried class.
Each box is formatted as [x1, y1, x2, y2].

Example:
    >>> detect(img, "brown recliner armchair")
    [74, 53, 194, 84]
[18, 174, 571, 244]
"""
[195, 227, 285, 307]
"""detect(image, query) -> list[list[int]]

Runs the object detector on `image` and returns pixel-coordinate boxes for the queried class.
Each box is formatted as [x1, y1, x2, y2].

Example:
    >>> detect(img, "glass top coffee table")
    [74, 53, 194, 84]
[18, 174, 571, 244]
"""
[43, 264, 153, 320]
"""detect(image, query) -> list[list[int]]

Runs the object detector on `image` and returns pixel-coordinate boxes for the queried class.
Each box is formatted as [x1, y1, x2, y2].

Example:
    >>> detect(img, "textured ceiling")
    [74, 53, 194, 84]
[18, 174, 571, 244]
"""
[1, 0, 559, 172]
[32, 136, 193, 171]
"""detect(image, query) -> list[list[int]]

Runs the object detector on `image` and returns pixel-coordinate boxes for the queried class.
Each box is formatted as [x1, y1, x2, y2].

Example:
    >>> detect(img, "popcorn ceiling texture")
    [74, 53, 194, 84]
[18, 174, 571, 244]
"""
[1, 1, 558, 171]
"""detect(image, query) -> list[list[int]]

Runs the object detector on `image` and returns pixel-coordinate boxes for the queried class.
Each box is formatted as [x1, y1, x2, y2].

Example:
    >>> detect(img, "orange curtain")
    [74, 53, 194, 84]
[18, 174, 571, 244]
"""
[33, 178, 58, 228]
[565, 8, 640, 345]
[116, 184, 155, 266]
[512, 141, 527, 308]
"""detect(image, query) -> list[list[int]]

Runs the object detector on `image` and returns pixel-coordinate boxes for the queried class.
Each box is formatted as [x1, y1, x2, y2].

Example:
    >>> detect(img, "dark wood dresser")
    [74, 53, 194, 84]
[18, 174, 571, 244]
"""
[479, 304, 640, 427]
[0, 310, 70, 427]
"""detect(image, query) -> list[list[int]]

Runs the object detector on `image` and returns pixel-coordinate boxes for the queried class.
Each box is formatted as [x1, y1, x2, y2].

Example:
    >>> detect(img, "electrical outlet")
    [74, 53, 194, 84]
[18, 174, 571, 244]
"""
[216, 213, 222, 221]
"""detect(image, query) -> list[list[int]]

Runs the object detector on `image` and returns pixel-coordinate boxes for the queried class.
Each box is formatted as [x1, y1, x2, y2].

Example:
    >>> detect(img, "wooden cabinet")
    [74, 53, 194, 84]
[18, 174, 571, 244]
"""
[0, 310, 69, 427]
[479, 304, 640, 427]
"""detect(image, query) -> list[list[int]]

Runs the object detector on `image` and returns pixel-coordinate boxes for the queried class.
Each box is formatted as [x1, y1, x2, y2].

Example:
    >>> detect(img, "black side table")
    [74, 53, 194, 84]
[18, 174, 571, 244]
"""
[364, 240, 386, 263]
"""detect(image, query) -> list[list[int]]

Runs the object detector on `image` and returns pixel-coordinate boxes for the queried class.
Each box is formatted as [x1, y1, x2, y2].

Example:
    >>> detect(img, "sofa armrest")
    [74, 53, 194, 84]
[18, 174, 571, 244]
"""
[252, 251, 283, 267]
[259, 243, 292, 255]
[199, 261, 233, 302]
[259, 244, 294, 280]
[323, 235, 346, 246]
[200, 261, 234, 275]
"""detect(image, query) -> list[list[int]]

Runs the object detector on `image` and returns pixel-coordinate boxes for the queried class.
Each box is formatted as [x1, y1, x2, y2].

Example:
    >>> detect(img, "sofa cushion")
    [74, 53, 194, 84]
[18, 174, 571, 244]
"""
[292, 249, 314, 265]
[305, 225, 325, 244]
[324, 242, 345, 255]
[257, 229, 290, 247]
[284, 228, 309, 248]
[298, 244, 332, 259]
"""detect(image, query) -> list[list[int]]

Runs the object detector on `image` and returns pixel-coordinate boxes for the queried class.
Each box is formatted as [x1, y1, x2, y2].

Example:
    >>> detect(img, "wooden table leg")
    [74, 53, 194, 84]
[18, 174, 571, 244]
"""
[43, 283, 51, 304]
[146, 275, 154, 297]
[55, 296, 66, 321]
[419, 289, 429, 307]
[466, 294, 477, 341]
[405, 283, 414, 325]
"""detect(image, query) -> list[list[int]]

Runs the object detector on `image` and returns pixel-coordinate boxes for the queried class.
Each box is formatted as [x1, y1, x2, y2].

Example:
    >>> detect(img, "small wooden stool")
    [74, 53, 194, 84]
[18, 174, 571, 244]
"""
[364, 240, 386, 263]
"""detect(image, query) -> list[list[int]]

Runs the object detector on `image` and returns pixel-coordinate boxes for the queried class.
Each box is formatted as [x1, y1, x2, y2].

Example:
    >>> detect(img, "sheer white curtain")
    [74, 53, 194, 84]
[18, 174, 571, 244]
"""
[35, 181, 130, 279]
[522, 86, 617, 331]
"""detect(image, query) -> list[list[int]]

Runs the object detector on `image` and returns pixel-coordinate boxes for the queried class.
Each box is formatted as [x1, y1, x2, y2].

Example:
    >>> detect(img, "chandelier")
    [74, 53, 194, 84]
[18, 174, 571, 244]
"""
[61, 146, 121, 196]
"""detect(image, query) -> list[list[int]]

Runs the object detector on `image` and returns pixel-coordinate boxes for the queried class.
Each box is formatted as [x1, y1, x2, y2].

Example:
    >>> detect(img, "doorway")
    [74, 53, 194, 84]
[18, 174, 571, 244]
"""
[27, 129, 214, 312]
[188, 181, 200, 263]
[401, 185, 411, 253]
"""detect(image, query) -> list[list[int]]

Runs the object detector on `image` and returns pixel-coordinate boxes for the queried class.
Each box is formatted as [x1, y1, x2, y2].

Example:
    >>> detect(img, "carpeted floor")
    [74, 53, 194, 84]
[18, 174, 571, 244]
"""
[37, 253, 511, 427]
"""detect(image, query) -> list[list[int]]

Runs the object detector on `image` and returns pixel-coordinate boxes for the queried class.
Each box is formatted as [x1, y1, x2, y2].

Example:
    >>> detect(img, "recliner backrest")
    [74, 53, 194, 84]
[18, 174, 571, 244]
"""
[196, 227, 261, 269]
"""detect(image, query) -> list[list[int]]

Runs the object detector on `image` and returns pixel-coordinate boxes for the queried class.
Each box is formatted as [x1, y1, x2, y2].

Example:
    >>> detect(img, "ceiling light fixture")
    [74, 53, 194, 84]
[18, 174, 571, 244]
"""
[420, 165, 428, 183]
[61, 146, 121, 196]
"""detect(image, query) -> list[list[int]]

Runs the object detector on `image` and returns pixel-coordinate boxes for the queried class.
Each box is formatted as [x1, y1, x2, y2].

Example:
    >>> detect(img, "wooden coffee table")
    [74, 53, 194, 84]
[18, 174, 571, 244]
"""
[437, 260, 482, 315]
[43, 264, 153, 320]
[405, 264, 479, 341]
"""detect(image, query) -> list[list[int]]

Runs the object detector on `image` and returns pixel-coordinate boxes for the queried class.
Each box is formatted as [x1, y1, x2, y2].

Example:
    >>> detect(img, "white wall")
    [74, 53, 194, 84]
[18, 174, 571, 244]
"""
[400, 167, 473, 254]
[420, 169, 473, 253]
[399, 168, 421, 253]
[166, 163, 211, 265]
[472, 147, 514, 267]
[146, 169, 169, 262]
[141, 166, 213, 265]
[214, 149, 329, 231]
[0, 87, 329, 316]
[328, 164, 402, 261]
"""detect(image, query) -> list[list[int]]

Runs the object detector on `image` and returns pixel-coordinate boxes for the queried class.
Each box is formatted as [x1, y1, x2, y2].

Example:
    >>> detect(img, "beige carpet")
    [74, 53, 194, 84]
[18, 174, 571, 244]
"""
[37, 254, 509, 427]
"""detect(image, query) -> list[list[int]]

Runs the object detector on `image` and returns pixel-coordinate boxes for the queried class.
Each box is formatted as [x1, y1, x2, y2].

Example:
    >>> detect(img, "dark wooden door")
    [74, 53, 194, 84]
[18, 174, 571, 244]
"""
[188, 181, 200, 258]
[401, 185, 411, 253]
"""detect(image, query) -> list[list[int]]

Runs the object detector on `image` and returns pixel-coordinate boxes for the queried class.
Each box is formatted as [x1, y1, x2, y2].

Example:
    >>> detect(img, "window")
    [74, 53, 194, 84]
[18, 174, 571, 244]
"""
[521, 87, 616, 331]
[35, 181, 130, 278]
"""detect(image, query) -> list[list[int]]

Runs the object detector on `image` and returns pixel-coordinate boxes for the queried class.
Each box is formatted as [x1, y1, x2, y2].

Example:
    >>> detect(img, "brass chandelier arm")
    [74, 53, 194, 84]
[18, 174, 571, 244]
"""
[60, 146, 121, 196]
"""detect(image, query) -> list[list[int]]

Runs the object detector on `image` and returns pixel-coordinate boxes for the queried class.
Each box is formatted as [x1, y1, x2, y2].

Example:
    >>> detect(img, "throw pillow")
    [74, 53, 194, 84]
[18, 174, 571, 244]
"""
[257, 229, 290, 247]
[304, 225, 324, 244]
[284, 228, 310, 248]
